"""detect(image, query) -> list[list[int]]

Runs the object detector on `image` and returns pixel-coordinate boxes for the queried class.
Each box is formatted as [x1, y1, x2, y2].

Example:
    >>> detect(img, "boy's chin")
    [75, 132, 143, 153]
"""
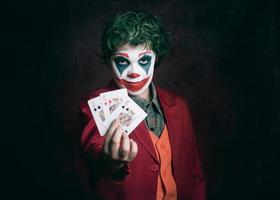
[126, 84, 150, 96]
[114, 78, 151, 96]
[115, 82, 150, 96]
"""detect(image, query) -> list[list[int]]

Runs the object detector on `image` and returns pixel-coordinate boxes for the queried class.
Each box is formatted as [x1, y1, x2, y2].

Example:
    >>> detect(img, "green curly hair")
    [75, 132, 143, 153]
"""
[101, 10, 170, 67]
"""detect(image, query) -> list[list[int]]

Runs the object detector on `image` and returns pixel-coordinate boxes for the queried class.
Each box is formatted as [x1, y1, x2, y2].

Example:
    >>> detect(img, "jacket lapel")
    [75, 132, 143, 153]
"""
[156, 88, 182, 166]
[131, 122, 159, 162]
[130, 87, 182, 164]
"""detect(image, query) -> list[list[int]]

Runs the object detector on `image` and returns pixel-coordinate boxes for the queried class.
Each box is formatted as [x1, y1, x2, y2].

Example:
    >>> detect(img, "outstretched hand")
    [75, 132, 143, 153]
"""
[103, 119, 138, 172]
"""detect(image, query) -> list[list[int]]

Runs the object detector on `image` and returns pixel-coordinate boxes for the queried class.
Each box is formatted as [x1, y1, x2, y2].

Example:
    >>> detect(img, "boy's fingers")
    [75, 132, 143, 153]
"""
[119, 133, 130, 160]
[109, 125, 123, 159]
[127, 139, 138, 161]
[103, 119, 119, 154]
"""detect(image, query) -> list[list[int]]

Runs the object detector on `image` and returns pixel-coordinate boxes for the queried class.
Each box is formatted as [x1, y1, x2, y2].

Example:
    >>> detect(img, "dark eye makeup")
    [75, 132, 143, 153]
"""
[114, 56, 130, 66]
[113, 54, 152, 75]
[138, 55, 152, 66]
[113, 56, 130, 75]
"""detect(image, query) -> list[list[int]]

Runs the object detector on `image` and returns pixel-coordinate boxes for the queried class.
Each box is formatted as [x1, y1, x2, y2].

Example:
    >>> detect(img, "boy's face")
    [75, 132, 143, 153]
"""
[110, 44, 156, 95]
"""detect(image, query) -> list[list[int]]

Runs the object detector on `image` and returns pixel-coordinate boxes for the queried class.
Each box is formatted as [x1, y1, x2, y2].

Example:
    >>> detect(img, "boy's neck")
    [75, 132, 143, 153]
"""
[136, 87, 151, 102]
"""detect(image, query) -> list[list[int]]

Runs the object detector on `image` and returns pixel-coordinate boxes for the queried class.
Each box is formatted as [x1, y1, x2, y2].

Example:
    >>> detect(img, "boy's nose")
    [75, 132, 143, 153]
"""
[127, 73, 140, 78]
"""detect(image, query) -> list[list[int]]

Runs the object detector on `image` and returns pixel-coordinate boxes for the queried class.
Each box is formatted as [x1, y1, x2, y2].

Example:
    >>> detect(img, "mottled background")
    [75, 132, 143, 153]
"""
[5, 0, 279, 199]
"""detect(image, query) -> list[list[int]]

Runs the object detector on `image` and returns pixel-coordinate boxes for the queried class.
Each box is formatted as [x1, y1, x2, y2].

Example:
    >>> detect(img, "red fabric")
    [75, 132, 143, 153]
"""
[149, 125, 177, 200]
[80, 81, 206, 200]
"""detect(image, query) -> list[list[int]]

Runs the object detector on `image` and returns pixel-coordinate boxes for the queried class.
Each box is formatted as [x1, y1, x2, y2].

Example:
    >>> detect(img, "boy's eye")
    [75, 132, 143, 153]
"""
[139, 59, 148, 65]
[118, 60, 129, 65]
[138, 55, 152, 65]
[114, 57, 130, 66]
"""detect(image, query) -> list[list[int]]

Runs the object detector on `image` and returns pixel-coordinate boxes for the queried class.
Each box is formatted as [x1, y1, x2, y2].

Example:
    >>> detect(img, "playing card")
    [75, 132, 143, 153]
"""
[104, 96, 147, 135]
[100, 88, 128, 118]
[87, 96, 107, 136]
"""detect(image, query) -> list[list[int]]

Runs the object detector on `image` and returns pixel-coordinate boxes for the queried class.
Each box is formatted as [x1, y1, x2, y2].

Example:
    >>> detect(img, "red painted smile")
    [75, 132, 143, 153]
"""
[116, 76, 150, 92]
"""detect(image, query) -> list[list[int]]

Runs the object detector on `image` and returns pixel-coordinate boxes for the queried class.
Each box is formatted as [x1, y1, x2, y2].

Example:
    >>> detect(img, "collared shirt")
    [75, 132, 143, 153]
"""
[130, 83, 165, 137]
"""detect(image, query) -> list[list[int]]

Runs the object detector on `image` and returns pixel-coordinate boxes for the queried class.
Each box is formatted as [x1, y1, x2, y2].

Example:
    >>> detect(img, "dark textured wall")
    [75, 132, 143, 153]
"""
[5, 0, 279, 199]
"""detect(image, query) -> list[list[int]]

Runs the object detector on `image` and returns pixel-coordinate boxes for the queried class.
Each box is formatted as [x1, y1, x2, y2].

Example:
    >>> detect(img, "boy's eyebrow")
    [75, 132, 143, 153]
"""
[138, 51, 152, 57]
[113, 53, 129, 58]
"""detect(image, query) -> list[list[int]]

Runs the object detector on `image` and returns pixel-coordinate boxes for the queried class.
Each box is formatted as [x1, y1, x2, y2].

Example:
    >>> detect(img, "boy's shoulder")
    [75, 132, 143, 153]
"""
[80, 82, 117, 111]
[85, 87, 111, 101]
[155, 86, 187, 107]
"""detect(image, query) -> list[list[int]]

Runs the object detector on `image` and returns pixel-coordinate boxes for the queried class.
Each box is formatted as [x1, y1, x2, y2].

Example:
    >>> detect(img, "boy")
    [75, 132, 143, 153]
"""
[80, 10, 206, 200]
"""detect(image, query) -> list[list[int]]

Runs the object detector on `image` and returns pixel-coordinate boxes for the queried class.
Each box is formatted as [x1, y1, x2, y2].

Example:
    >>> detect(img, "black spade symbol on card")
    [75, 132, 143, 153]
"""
[122, 105, 129, 111]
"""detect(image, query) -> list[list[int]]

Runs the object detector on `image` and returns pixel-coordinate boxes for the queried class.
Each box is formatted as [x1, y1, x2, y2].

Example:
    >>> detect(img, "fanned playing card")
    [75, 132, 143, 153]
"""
[100, 88, 128, 118]
[103, 96, 147, 135]
[87, 96, 107, 136]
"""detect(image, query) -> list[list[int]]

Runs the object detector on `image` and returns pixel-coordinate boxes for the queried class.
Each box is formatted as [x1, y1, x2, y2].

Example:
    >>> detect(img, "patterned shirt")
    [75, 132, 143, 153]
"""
[130, 83, 165, 137]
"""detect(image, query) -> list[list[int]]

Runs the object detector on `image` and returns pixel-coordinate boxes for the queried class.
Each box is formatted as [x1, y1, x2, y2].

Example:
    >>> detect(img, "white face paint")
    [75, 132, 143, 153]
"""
[110, 44, 156, 96]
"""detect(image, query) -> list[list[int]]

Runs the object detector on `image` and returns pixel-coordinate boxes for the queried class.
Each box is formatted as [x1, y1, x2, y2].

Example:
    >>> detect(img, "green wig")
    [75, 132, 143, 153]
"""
[101, 10, 170, 67]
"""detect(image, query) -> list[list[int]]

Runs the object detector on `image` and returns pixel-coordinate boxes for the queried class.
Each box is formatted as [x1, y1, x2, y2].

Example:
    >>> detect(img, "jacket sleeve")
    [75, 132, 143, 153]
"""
[191, 129, 206, 200]
[182, 100, 207, 200]
[80, 97, 130, 181]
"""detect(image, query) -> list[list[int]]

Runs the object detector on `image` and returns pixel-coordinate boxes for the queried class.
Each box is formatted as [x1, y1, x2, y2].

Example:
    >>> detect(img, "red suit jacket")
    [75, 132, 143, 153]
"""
[80, 81, 206, 200]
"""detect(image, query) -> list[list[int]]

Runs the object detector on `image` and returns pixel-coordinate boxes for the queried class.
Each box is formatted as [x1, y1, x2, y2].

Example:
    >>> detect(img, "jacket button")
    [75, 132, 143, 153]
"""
[150, 164, 159, 171]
